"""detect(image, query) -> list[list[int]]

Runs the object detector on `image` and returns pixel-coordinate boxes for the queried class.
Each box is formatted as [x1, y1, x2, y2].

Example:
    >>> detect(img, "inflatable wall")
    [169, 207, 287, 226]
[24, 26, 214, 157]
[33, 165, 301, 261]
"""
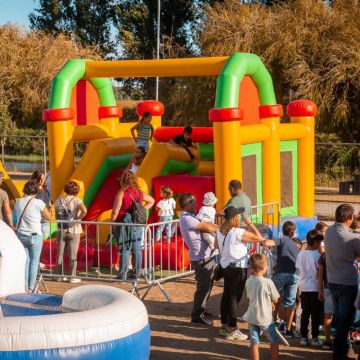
[0, 221, 26, 296]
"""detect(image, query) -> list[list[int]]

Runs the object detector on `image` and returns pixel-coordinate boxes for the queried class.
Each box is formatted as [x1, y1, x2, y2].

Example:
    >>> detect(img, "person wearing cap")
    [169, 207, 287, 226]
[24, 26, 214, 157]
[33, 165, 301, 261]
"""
[196, 192, 218, 252]
[179, 192, 218, 326]
[215, 206, 274, 341]
[0, 172, 14, 229]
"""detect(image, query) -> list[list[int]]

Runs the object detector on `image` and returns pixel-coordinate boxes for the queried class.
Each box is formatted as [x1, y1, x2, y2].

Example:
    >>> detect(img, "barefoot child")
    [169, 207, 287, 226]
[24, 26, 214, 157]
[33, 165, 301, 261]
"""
[245, 253, 280, 360]
[156, 186, 176, 243]
[131, 112, 154, 152]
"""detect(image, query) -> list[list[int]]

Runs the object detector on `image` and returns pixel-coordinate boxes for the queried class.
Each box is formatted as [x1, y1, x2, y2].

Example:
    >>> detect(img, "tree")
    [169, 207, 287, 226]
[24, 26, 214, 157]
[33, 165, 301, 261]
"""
[29, 0, 116, 56]
[0, 24, 100, 129]
[169, 0, 360, 139]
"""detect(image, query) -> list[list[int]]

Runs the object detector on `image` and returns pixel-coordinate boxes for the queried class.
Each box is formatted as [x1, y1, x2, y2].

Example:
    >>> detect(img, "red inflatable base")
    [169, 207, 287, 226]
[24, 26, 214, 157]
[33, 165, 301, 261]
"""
[40, 239, 94, 271]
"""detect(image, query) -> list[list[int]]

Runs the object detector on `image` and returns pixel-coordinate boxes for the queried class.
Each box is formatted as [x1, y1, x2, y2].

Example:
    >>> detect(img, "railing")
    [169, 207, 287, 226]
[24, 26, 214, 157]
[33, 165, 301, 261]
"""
[37, 218, 191, 302]
[0, 135, 47, 175]
[37, 202, 280, 301]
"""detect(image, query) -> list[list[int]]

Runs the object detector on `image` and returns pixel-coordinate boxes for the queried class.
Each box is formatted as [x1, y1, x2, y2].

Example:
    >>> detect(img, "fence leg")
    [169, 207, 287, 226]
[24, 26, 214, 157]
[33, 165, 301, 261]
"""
[141, 280, 173, 303]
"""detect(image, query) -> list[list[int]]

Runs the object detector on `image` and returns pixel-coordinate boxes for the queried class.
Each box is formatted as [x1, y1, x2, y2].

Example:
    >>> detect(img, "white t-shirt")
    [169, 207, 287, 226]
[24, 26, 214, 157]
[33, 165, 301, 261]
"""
[217, 227, 248, 268]
[295, 249, 321, 292]
[197, 206, 216, 223]
[15, 196, 46, 235]
[157, 198, 176, 217]
[245, 276, 280, 326]
[130, 163, 139, 173]
[55, 195, 84, 234]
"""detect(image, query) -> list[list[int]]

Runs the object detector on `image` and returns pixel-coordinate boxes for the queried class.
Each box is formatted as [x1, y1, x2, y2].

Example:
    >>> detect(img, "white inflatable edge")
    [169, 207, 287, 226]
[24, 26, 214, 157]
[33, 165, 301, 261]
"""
[0, 221, 26, 297]
[0, 285, 149, 351]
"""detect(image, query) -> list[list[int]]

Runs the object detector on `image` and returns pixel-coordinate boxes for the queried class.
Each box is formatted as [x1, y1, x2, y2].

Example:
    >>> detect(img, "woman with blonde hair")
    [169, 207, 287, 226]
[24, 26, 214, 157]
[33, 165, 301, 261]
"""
[111, 170, 154, 279]
[216, 206, 273, 341]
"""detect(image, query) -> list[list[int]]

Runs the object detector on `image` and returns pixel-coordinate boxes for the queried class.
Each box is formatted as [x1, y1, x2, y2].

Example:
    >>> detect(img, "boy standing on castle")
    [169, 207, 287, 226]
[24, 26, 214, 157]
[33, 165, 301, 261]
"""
[245, 253, 280, 360]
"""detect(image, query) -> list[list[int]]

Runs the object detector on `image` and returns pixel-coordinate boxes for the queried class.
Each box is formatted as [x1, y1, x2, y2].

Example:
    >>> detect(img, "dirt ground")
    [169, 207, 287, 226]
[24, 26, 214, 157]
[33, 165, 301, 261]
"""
[44, 276, 345, 360]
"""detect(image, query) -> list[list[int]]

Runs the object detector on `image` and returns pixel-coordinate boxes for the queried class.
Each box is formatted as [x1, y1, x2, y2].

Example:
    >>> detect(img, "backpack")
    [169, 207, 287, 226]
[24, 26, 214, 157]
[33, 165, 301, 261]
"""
[128, 191, 147, 224]
[55, 197, 74, 230]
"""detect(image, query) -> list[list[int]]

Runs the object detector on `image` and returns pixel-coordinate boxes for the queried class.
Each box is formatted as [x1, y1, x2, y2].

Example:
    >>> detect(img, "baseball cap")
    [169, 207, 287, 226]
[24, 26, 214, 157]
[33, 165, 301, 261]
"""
[224, 206, 245, 220]
[203, 192, 218, 206]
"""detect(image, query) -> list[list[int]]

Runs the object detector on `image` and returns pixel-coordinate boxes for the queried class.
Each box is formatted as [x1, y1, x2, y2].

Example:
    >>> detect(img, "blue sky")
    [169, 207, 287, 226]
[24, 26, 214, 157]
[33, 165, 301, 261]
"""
[0, 0, 39, 27]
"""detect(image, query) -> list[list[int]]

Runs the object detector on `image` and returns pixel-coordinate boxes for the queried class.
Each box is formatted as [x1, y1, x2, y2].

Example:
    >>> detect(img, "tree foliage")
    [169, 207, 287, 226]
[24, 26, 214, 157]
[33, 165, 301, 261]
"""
[0, 25, 100, 129]
[170, 0, 360, 139]
[29, 0, 116, 55]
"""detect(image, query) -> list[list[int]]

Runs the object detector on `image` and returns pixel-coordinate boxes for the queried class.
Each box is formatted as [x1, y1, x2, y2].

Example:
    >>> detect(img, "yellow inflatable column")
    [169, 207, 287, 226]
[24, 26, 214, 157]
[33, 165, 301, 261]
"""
[259, 105, 283, 223]
[42, 108, 74, 200]
[287, 100, 317, 218]
[209, 108, 244, 209]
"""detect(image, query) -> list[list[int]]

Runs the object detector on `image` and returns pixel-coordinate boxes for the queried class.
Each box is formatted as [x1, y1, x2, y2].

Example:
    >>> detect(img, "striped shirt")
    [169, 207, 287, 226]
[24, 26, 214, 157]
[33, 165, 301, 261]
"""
[137, 123, 152, 140]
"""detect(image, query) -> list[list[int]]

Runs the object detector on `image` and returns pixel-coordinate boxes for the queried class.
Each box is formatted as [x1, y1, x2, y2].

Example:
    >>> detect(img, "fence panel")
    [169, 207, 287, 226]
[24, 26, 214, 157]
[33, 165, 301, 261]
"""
[315, 142, 360, 221]
[0, 135, 47, 176]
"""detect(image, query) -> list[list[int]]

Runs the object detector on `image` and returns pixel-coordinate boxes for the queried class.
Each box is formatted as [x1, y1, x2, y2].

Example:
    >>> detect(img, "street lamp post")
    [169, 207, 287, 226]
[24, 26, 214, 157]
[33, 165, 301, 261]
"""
[155, 0, 160, 100]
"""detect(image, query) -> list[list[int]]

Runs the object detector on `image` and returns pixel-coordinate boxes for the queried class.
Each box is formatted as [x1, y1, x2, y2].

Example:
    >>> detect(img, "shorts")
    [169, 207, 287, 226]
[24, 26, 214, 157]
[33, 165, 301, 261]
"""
[273, 272, 299, 309]
[324, 287, 334, 314]
[136, 138, 149, 152]
[248, 323, 280, 345]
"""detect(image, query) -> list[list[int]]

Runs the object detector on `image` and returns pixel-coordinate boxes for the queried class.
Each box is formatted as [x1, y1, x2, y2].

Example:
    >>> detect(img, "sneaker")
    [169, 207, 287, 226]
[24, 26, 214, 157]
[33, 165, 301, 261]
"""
[278, 321, 286, 332]
[285, 330, 295, 339]
[57, 277, 68, 282]
[300, 337, 308, 346]
[226, 329, 248, 341]
[191, 314, 213, 326]
[219, 328, 227, 337]
[322, 341, 333, 350]
[70, 278, 81, 284]
[350, 331, 360, 343]
[310, 338, 323, 347]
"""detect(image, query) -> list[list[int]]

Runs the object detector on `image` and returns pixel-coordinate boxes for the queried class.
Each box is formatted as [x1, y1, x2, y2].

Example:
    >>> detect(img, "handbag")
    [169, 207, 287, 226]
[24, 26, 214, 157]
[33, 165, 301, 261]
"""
[213, 231, 229, 281]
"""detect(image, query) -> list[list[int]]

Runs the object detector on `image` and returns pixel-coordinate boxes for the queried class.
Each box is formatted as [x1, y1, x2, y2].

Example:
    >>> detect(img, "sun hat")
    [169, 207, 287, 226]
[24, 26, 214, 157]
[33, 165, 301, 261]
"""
[203, 192, 218, 206]
[224, 206, 245, 220]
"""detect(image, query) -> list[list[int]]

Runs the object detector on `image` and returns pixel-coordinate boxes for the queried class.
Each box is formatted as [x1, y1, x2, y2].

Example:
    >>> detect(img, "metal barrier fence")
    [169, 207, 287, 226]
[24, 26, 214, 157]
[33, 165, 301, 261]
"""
[0, 135, 47, 175]
[37, 202, 280, 301]
[315, 142, 360, 221]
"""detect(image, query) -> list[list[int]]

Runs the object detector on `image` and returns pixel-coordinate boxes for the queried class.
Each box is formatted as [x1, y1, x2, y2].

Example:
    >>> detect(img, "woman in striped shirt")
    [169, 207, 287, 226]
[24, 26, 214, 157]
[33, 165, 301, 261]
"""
[131, 112, 154, 152]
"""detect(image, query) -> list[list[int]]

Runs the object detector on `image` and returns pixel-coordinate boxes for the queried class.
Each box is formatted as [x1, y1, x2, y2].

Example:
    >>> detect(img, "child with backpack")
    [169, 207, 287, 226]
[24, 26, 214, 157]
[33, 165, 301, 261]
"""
[296, 229, 324, 346]
[55, 181, 87, 283]
[156, 186, 176, 243]
[131, 112, 154, 152]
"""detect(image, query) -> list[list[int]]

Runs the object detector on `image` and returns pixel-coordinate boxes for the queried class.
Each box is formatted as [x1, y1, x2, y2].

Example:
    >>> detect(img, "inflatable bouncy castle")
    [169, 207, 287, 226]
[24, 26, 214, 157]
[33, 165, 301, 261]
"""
[41, 53, 317, 264]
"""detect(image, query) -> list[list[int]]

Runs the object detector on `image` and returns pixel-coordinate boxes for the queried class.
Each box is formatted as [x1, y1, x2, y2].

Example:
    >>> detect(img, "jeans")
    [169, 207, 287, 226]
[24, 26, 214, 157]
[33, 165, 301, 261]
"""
[273, 272, 299, 308]
[156, 215, 173, 242]
[17, 232, 43, 291]
[300, 292, 322, 339]
[329, 283, 358, 359]
[119, 227, 144, 278]
[221, 266, 247, 327]
[56, 231, 81, 277]
[191, 259, 215, 320]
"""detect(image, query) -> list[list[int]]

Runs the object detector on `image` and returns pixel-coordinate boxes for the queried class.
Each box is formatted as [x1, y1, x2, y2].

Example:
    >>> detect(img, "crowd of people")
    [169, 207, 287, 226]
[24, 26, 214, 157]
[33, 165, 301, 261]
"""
[178, 182, 360, 360]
